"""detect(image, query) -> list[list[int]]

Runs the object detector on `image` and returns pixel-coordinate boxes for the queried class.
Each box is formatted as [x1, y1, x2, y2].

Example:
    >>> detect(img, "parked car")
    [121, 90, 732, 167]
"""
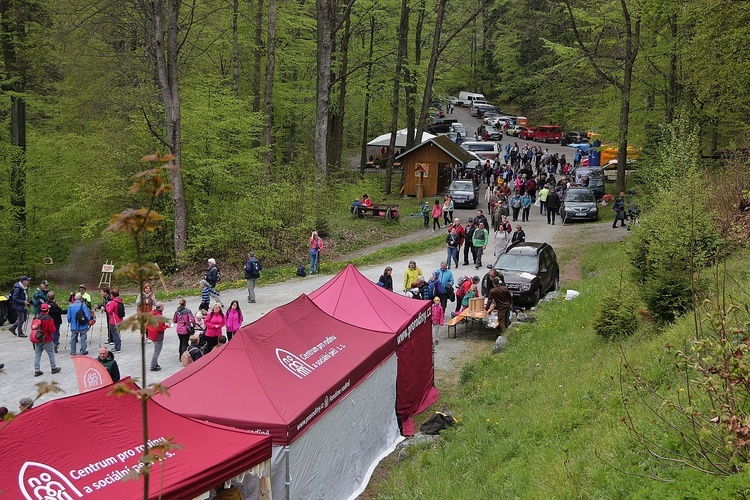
[461, 141, 500, 160]
[448, 96, 459, 106]
[462, 150, 485, 173]
[507, 125, 523, 136]
[519, 127, 536, 140]
[562, 131, 589, 146]
[448, 179, 479, 208]
[470, 103, 494, 117]
[483, 112, 501, 125]
[602, 159, 638, 182]
[487, 242, 559, 307]
[571, 166, 605, 199]
[534, 125, 563, 143]
[560, 188, 599, 223]
[457, 91, 485, 107]
[451, 124, 467, 137]
[483, 126, 503, 141]
[0, 294, 17, 326]
[427, 117, 458, 134]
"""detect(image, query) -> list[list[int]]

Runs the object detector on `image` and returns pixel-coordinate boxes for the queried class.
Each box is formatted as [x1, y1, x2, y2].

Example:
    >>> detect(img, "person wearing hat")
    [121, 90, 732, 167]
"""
[33, 303, 61, 377]
[76, 284, 93, 310]
[9, 275, 31, 337]
[32, 280, 50, 315]
[67, 292, 91, 356]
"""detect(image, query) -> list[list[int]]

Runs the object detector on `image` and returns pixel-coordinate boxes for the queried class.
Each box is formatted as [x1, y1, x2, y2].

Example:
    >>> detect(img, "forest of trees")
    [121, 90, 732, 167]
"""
[0, 0, 747, 283]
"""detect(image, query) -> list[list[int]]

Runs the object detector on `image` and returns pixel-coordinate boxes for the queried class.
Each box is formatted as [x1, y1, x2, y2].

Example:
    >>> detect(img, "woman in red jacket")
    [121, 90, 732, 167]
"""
[147, 302, 169, 372]
[204, 303, 226, 351]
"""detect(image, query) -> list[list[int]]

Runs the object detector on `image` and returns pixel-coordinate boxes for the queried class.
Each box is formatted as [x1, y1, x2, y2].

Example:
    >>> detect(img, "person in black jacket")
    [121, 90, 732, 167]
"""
[512, 225, 526, 244]
[463, 219, 476, 266]
[97, 347, 121, 382]
[378, 267, 394, 292]
[46, 291, 66, 353]
[545, 186, 561, 225]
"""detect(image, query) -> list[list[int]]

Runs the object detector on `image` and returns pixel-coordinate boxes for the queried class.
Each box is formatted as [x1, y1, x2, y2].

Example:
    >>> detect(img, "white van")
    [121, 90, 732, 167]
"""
[461, 141, 500, 160]
[457, 91, 486, 107]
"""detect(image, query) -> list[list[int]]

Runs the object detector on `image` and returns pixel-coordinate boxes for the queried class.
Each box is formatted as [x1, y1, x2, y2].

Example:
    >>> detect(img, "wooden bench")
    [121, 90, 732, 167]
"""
[446, 299, 489, 338]
[351, 203, 400, 220]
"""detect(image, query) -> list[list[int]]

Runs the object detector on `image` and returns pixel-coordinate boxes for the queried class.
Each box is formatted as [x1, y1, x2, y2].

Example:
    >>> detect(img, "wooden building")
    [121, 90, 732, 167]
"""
[397, 135, 474, 198]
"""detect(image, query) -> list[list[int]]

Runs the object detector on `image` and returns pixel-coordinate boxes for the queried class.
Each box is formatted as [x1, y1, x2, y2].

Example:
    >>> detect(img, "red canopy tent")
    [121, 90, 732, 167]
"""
[158, 295, 402, 499]
[0, 379, 272, 500]
[309, 263, 440, 435]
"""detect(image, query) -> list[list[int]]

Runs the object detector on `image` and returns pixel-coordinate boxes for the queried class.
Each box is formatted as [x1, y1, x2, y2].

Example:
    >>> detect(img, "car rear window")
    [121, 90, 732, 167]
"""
[466, 144, 495, 152]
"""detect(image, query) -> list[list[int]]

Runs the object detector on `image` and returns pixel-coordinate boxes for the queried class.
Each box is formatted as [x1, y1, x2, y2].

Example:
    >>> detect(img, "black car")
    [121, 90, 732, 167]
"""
[562, 131, 589, 146]
[560, 188, 599, 223]
[483, 126, 503, 141]
[448, 180, 479, 208]
[486, 242, 559, 307]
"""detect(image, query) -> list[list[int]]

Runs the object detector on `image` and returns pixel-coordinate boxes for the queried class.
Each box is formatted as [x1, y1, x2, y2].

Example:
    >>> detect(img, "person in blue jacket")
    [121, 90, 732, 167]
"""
[67, 293, 91, 355]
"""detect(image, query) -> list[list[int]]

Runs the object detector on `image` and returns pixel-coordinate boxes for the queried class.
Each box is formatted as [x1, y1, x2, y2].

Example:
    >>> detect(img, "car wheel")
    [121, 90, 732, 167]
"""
[531, 289, 541, 307]
[551, 272, 560, 292]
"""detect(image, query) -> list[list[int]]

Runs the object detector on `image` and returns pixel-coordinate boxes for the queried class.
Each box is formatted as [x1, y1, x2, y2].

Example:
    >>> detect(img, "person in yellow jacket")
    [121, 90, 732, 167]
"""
[403, 260, 423, 292]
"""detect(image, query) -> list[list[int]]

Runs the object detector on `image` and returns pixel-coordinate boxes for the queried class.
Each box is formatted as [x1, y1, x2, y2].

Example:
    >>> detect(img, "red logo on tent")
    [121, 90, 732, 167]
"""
[18, 461, 83, 500]
[276, 348, 315, 379]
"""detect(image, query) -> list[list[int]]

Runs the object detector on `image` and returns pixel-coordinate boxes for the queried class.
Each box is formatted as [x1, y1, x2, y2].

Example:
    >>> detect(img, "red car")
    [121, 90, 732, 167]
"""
[519, 127, 535, 140]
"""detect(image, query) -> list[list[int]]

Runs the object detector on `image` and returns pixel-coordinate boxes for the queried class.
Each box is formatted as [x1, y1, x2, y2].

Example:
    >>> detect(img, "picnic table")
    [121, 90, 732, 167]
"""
[445, 298, 490, 338]
[350, 202, 400, 221]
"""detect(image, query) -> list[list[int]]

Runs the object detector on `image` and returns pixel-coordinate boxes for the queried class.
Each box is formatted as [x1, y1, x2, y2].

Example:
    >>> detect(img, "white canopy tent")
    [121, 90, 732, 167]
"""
[367, 128, 436, 147]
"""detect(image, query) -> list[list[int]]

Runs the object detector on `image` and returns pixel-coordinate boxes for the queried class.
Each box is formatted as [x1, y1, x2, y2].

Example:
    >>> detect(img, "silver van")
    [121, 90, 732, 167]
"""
[461, 141, 500, 161]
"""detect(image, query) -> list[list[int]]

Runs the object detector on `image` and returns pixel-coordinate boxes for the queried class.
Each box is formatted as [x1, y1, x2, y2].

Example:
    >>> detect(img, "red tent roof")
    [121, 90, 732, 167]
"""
[309, 264, 440, 433]
[0, 379, 271, 500]
[309, 263, 429, 335]
[158, 295, 396, 445]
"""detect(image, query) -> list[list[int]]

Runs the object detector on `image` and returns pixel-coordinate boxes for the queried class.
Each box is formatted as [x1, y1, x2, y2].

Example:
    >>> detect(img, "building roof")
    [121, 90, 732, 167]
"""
[396, 134, 475, 164]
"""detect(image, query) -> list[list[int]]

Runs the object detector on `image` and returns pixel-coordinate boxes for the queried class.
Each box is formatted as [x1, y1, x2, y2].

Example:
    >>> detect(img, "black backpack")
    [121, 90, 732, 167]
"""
[117, 301, 126, 319]
[296, 265, 307, 277]
[75, 307, 87, 325]
[420, 412, 455, 435]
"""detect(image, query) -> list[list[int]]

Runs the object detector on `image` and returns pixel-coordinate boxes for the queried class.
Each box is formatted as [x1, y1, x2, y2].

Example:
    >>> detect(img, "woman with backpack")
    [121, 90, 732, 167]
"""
[173, 298, 196, 359]
[104, 289, 125, 353]
[225, 300, 244, 341]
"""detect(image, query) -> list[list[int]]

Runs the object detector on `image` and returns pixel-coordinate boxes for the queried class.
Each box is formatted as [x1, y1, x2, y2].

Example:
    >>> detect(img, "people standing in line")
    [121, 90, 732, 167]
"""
[46, 291, 65, 353]
[420, 201, 430, 228]
[67, 293, 90, 356]
[378, 267, 394, 291]
[486, 277, 512, 334]
[225, 300, 244, 341]
[309, 231, 324, 275]
[431, 297, 444, 347]
[538, 184, 550, 215]
[436, 261, 455, 312]
[147, 302, 169, 372]
[431, 199, 442, 231]
[463, 219, 476, 266]
[204, 259, 224, 306]
[442, 195, 454, 225]
[173, 298, 196, 359]
[104, 289, 124, 353]
[494, 215, 512, 257]
[33, 303, 61, 377]
[96, 287, 113, 344]
[98, 346, 121, 382]
[403, 260, 423, 292]
[32, 280, 50, 315]
[9, 275, 31, 337]
[204, 303, 226, 352]
[472, 222, 489, 269]
[136, 282, 156, 314]
[244, 252, 262, 303]
[546, 186, 561, 225]
[446, 229, 461, 269]
[509, 192, 522, 222]
[520, 191, 532, 222]
[612, 192, 627, 228]
[512, 224, 526, 244]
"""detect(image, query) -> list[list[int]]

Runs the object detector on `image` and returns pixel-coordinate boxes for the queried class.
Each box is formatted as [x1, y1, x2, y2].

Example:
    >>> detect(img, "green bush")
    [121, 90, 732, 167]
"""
[642, 268, 694, 324]
[593, 288, 638, 340]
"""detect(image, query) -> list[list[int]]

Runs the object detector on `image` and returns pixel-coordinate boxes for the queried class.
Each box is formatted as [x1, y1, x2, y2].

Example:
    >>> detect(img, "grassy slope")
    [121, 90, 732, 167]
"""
[373, 242, 750, 499]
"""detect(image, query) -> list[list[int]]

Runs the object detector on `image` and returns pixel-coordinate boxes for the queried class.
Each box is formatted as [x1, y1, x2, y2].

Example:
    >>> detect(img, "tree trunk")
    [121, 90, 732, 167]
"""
[315, 0, 335, 181]
[152, 0, 188, 258]
[665, 13, 677, 124]
[262, 0, 277, 172]
[385, 0, 409, 195]
[404, 0, 425, 149]
[231, 0, 240, 97]
[252, 0, 264, 113]
[415, 0, 448, 144]
[359, 16, 376, 176]
[615, 0, 639, 194]
[328, 9, 351, 172]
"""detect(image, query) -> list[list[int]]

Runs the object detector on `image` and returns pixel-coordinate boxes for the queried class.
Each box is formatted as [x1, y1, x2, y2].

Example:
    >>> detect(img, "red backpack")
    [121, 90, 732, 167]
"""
[30, 317, 44, 343]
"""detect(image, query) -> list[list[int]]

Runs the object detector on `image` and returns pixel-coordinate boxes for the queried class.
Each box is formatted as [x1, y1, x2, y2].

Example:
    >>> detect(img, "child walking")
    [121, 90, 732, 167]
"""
[225, 300, 244, 341]
[431, 199, 442, 231]
[431, 296, 444, 347]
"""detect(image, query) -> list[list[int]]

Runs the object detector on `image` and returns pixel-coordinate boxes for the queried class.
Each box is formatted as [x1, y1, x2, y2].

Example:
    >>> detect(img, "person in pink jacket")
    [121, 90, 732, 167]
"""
[225, 300, 244, 341]
[431, 296, 444, 347]
[104, 289, 125, 352]
[204, 303, 225, 351]
[431, 200, 442, 231]
[309, 231, 325, 275]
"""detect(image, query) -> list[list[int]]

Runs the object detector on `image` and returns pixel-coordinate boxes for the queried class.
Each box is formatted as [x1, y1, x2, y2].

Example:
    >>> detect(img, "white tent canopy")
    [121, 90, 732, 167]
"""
[367, 128, 436, 147]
